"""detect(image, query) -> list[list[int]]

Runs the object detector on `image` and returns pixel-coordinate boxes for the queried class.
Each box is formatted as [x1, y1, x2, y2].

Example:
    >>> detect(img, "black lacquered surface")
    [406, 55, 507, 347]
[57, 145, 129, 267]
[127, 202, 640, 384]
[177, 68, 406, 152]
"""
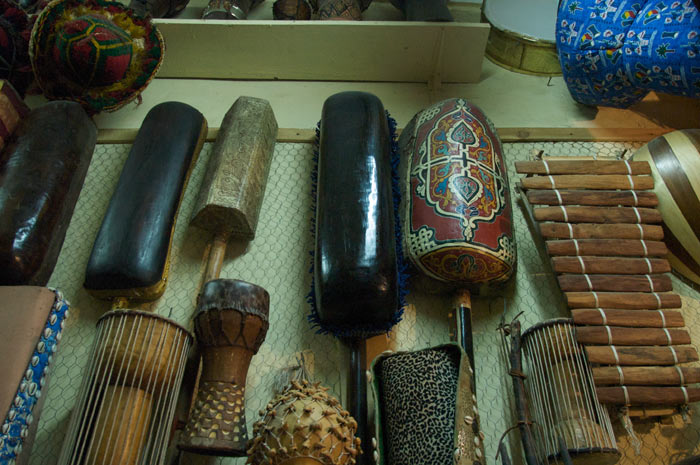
[0, 101, 96, 286]
[84, 101, 204, 296]
[314, 91, 398, 332]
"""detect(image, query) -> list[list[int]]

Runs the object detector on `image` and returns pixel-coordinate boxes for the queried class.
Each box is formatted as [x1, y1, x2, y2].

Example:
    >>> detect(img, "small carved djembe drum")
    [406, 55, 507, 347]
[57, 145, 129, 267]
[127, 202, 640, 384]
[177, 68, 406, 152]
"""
[246, 379, 361, 465]
[180, 279, 269, 456]
[58, 310, 192, 465]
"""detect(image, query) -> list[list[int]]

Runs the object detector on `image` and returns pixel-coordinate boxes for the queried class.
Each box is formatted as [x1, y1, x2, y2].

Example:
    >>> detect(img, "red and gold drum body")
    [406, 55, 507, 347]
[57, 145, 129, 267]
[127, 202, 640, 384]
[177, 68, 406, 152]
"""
[400, 98, 515, 290]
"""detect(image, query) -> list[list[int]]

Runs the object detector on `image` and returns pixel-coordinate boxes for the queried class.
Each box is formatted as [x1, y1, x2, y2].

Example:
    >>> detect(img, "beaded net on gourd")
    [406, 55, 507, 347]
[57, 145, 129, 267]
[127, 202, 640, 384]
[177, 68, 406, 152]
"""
[246, 380, 361, 465]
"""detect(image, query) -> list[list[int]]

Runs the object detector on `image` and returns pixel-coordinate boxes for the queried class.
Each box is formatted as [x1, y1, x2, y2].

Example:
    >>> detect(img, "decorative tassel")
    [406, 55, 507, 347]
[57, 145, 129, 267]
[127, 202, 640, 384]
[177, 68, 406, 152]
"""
[619, 406, 641, 455]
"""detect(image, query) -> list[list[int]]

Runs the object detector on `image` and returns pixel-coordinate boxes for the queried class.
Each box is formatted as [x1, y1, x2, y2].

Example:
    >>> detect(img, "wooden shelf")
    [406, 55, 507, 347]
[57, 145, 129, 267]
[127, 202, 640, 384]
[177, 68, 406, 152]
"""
[151, 0, 488, 83]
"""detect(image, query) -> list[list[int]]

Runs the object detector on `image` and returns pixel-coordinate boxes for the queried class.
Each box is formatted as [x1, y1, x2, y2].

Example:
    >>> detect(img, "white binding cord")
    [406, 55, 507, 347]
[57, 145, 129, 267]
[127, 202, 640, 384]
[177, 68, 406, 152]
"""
[567, 223, 574, 239]
[658, 309, 667, 327]
[597, 308, 607, 324]
[676, 365, 686, 386]
[619, 407, 642, 455]
[633, 207, 642, 224]
[641, 240, 648, 256]
[644, 257, 653, 274]
[617, 365, 625, 385]
[578, 256, 586, 273]
[631, 189, 639, 206]
[573, 239, 580, 255]
[549, 175, 555, 189]
[543, 159, 551, 174]
[560, 205, 569, 222]
[624, 160, 632, 175]
[628, 175, 635, 190]
[645, 274, 655, 292]
[663, 328, 672, 345]
[605, 325, 613, 345]
[637, 223, 645, 239]
[584, 274, 593, 291]
[554, 189, 563, 205]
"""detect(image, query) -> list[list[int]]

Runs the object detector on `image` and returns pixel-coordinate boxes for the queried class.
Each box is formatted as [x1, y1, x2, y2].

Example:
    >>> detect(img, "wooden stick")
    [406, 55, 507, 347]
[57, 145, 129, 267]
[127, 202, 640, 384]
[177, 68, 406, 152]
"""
[585, 345, 698, 365]
[540, 223, 663, 240]
[534, 206, 661, 224]
[572, 309, 684, 328]
[566, 292, 681, 309]
[526, 189, 658, 207]
[592, 366, 700, 386]
[521, 175, 654, 191]
[546, 239, 668, 257]
[576, 326, 690, 346]
[515, 160, 651, 175]
[596, 386, 700, 406]
[203, 233, 228, 284]
[558, 274, 672, 292]
[552, 257, 671, 274]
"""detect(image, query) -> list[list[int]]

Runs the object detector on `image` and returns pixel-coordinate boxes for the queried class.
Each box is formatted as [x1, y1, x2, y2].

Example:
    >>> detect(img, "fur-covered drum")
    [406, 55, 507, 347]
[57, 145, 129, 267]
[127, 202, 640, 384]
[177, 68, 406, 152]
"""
[246, 380, 361, 465]
[633, 129, 700, 289]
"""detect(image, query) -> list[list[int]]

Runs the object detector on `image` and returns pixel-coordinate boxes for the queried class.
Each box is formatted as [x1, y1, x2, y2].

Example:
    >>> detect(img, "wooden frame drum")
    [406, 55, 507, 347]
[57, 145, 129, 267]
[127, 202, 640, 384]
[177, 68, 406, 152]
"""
[521, 319, 619, 465]
[481, 0, 561, 76]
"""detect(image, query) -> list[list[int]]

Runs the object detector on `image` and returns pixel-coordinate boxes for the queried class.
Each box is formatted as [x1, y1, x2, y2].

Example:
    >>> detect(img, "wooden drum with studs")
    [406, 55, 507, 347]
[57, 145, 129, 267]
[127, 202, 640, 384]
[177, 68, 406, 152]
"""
[180, 279, 269, 456]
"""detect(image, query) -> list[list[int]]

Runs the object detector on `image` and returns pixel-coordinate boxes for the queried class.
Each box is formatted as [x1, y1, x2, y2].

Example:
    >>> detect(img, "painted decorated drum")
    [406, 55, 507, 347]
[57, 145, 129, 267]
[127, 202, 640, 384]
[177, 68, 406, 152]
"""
[399, 98, 515, 292]
[634, 129, 700, 289]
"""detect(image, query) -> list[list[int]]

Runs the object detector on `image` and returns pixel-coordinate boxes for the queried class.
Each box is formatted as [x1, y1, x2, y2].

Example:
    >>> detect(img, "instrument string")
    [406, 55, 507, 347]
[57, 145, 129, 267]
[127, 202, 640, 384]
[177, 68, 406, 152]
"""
[62, 317, 109, 464]
[79, 315, 127, 464]
[94, 313, 142, 464]
[155, 329, 188, 464]
[526, 331, 554, 455]
[127, 316, 159, 464]
[135, 321, 170, 464]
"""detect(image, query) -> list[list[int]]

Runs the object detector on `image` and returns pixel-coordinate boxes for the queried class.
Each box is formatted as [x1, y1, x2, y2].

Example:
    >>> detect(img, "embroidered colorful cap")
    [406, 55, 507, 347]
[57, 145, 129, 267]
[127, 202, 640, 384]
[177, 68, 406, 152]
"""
[29, 0, 164, 114]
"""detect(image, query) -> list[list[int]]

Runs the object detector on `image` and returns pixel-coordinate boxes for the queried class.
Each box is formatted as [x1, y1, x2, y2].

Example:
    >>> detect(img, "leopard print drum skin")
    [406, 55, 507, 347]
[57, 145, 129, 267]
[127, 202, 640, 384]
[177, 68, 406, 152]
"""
[370, 344, 484, 465]
[399, 98, 515, 292]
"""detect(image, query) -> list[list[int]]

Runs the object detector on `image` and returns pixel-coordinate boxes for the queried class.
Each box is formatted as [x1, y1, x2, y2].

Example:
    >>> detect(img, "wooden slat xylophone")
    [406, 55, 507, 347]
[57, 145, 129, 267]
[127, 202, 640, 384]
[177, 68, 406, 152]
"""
[517, 158, 700, 408]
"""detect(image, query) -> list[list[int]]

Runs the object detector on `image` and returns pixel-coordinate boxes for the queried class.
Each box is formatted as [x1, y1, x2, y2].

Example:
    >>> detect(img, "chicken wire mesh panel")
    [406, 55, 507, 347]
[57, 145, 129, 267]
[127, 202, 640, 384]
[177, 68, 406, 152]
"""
[25, 140, 700, 465]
